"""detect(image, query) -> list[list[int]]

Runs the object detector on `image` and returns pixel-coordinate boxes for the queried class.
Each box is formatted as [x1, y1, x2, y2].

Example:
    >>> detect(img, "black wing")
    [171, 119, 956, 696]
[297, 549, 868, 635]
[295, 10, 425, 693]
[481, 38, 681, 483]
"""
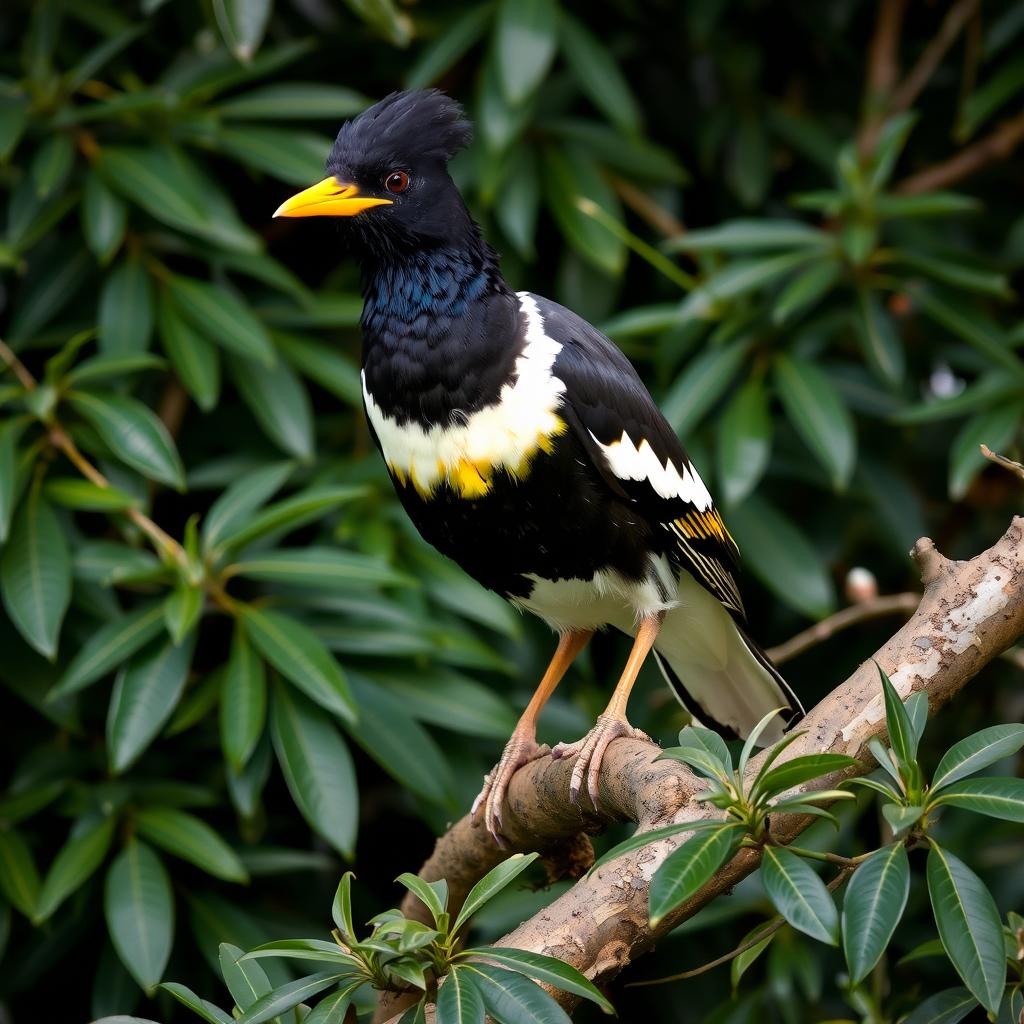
[532, 293, 746, 617]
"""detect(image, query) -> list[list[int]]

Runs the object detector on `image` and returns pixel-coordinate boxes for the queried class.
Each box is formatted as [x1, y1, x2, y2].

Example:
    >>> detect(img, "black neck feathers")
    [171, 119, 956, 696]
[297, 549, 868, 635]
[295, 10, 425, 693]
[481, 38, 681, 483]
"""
[359, 235, 521, 427]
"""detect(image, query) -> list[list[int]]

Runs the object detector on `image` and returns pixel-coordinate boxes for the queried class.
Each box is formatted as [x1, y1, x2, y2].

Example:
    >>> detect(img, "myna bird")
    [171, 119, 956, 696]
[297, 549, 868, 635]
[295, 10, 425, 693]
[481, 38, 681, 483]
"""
[275, 90, 803, 844]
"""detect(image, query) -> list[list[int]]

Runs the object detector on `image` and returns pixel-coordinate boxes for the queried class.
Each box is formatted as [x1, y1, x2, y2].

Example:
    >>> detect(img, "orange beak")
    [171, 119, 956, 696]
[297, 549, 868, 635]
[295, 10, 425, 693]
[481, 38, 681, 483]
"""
[273, 177, 393, 218]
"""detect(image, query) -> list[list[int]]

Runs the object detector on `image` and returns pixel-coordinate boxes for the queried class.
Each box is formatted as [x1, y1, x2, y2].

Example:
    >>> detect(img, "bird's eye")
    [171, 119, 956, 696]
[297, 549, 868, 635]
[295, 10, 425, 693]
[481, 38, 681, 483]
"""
[385, 171, 409, 194]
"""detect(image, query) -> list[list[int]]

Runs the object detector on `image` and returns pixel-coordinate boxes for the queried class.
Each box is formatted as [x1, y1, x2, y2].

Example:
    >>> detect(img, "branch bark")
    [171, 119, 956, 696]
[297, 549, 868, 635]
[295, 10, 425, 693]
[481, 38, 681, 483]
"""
[378, 518, 1024, 1021]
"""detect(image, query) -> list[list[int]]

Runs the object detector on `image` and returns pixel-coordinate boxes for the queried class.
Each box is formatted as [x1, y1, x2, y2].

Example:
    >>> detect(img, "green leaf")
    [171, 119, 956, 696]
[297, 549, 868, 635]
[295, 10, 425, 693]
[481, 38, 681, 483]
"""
[665, 219, 830, 253]
[0, 827, 41, 919]
[754, 754, 858, 798]
[345, 677, 454, 805]
[0, 91, 30, 161]
[558, 13, 640, 134]
[926, 843, 1005, 1014]
[236, 972, 349, 1024]
[0, 780, 65, 826]
[164, 578, 203, 645]
[867, 112, 917, 191]
[158, 293, 221, 412]
[931, 724, 1024, 792]
[166, 276, 275, 368]
[841, 843, 909, 983]
[906, 691, 929, 748]
[50, 602, 165, 699]
[730, 926, 775, 994]
[242, 937, 360, 968]
[0, 418, 19, 544]
[726, 494, 835, 619]
[774, 354, 856, 490]
[99, 258, 153, 355]
[216, 486, 364, 554]
[874, 192, 980, 219]
[959, 56, 1024, 139]
[899, 987, 978, 1024]
[105, 840, 174, 993]
[761, 845, 838, 945]
[303, 988, 358, 1024]
[772, 261, 840, 325]
[332, 872, 358, 941]
[68, 391, 185, 490]
[911, 285, 1024, 385]
[107, 636, 195, 773]
[217, 82, 369, 120]
[0, 489, 71, 659]
[465, 963, 571, 1024]
[395, 873, 447, 927]
[881, 802, 923, 835]
[212, 126, 330, 186]
[465, 948, 614, 1014]
[436, 967, 486, 1024]
[678, 725, 733, 774]
[227, 353, 314, 460]
[662, 338, 749, 436]
[31, 133, 74, 199]
[405, 5, 494, 89]
[895, 249, 1011, 298]
[877, 663, 917, 769]
[932, 776, 1024, 822]
[160, 982, 234, 1024]
[270, 684, 358, 858]
[64, 352, 166, 389]
[273, 333, 362, 407]
[220, 623, 266, 771]
[135, 807, 248, 883]
[452, 853, 540, 935]
[201, 461, 293, 552]
[542, 146, 625, 276]
[241, 607, 355, 723]
[82, 170, 127, 264]
[649, 824, 745, 926]
[212, 0, 271, 61]
[717, 375, 772, 505]
[219, 941, 271, 1012]
[495, 0, 557, 104]
[949, 402, 1021, 500]
[229, 547, 409, 590]
[854, 288, 904, 387]
[35, 816, 116, 922]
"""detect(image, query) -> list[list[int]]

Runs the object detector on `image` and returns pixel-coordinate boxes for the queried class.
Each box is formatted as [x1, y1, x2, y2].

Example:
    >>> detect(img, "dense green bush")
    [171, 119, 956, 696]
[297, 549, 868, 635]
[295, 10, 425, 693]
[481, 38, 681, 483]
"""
[0, 0, 1021, 1020]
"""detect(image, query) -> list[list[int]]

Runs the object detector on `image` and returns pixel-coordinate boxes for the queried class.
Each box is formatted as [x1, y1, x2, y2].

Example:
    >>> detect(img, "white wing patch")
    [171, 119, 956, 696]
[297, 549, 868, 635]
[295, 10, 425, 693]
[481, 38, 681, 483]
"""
[591, 430, 714, 510]
[363, 293, 566, 498]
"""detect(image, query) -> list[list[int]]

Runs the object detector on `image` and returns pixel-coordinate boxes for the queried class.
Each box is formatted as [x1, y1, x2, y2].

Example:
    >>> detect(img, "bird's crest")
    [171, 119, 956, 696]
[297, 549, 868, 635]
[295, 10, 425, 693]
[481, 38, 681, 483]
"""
[328, 89, 472, 171]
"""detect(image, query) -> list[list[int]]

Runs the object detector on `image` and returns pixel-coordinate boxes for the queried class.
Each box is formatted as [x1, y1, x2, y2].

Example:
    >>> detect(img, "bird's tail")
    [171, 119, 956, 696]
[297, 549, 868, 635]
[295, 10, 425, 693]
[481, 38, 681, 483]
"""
[651, 575, 803, 744]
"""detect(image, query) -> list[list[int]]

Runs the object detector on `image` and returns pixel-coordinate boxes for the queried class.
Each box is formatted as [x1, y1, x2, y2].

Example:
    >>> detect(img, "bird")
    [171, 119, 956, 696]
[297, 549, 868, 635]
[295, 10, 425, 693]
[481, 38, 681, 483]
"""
[274, 89, 804, 845]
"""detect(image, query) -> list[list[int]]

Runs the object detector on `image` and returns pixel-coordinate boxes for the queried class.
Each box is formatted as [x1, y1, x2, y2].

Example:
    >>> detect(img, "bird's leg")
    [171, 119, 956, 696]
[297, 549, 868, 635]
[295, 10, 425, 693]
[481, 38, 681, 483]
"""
[472, 628, 592, 845]
[552, 612, 664, 808]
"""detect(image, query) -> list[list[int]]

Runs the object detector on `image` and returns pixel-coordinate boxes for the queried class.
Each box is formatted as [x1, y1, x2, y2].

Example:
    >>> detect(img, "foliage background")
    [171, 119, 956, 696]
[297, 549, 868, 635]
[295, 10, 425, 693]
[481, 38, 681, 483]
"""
[0, 0, 1022, 1020]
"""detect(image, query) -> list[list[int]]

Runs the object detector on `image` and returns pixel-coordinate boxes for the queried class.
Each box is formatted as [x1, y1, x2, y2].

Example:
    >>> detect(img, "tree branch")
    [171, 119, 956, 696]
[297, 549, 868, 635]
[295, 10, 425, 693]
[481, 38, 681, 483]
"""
[858, 0, 908, 157]
[379, 519, 1024, 1021]
[895, 110, 1024, 194]
[889, 0, 981, 116]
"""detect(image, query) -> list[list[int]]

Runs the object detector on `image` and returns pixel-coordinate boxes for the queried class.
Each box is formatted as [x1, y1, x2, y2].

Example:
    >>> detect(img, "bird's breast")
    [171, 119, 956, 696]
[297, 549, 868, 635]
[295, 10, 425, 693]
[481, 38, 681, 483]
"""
[363, 292, 568, 499]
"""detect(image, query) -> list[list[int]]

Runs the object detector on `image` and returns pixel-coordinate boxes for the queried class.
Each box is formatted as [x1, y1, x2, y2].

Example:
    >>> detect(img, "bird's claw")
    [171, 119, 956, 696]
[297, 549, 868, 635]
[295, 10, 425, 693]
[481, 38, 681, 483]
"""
[472, 734, 550, 846]
[551, 714, 652, 810]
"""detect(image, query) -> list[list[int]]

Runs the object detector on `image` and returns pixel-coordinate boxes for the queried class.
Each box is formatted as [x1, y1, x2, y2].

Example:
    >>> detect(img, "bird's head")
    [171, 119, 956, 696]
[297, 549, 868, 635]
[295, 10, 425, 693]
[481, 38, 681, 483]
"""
[273, 89, 474, 258]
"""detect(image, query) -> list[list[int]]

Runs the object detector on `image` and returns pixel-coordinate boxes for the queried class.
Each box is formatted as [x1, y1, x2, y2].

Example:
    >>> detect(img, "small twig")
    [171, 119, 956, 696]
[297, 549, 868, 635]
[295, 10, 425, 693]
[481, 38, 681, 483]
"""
[627, 865, 857, 986]
[889, 0, 981, 115]
[48, 425, 188, 569]
[858, 0, 908, 157]
[766, 593, 919, 666]
[894, 110, 1024, 194]
[981, 444, 1024, 484]
[0, 337, 37, 391]
[608, 175, 686, 240]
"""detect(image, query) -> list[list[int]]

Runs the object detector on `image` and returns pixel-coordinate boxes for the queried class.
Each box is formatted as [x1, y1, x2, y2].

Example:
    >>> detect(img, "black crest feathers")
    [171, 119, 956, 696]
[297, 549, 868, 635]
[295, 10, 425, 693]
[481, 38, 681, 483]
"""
[328, 89, 472, 171]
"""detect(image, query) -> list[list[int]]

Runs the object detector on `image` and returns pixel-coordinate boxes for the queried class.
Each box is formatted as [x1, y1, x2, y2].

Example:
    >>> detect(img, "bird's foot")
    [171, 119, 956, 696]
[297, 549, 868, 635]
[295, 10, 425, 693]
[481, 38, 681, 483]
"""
[551, 714, 652, 809]
[471, 732, 551, 847]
